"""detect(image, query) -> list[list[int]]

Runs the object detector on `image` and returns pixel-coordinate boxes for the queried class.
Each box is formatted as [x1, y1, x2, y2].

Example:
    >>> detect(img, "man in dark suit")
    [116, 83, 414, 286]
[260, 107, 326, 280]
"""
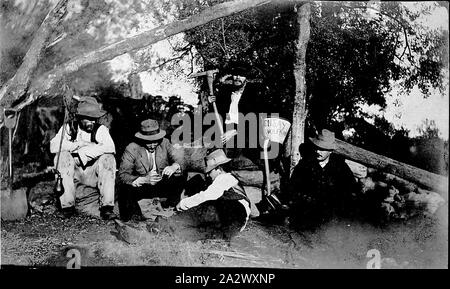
[118, 119, 185, 221]
[288, 129, 360, 230]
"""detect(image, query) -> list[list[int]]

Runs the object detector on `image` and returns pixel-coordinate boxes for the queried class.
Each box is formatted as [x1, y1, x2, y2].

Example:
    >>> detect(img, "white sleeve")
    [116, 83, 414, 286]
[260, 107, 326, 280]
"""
[50, 124, 78, 153]
[179, 174, 238, 210]
[77, 125, 115, 165]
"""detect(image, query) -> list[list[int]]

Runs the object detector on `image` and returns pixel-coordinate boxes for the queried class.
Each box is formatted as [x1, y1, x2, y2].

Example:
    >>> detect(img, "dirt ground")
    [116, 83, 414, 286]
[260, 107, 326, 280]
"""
[1, 181, 447, 269]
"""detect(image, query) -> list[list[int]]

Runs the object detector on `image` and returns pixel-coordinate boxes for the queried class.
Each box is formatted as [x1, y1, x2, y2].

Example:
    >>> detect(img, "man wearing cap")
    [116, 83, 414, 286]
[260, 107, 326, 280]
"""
[117, 119, 184, 221]
[288, 129, 359, 230]
[175, 149, 251, 239]
[50, 97, 117, 220]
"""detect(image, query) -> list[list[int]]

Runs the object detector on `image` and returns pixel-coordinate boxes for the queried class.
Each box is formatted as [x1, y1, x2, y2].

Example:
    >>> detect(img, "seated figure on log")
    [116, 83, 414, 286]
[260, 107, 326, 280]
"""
[175, 149, 251, 240]
[50, 97, 117, 220]
[288, 129, 360, 230]
[118, 119, 185, 222]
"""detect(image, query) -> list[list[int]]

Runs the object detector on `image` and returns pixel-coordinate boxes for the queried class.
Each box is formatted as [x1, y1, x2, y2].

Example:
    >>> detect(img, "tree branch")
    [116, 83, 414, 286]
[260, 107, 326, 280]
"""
[138, 49, 191, 73]
[2, 0, 309, 113]
[0, 0, 69, 123]
[340, 4, 413, 61]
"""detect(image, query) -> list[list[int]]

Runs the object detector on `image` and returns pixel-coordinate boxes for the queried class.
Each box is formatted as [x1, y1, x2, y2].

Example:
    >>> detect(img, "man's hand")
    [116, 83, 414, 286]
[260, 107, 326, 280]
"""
[175, 202, 183, 212]
[131, 176, 147, 187]
[71, 153, 85, 169]
[147, 171, 162, 185]
[75, 140, 91, 149]
[207, 95, 216, 103]
[162, 164, 180, 178]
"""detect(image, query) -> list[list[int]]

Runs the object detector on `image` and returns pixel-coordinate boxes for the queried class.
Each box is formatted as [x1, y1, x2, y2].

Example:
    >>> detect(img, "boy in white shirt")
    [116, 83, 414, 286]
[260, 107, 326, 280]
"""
[176, 149, 251, 239]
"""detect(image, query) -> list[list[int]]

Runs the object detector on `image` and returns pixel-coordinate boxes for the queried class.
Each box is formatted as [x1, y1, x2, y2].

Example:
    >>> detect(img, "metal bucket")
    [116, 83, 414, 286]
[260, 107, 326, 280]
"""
[263, 117, 291, 144]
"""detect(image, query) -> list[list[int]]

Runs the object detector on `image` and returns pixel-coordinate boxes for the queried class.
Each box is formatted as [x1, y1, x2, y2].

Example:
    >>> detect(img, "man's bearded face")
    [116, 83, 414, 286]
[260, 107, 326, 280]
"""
[232, 75, 246, 88]
[79, 118, 96, 132]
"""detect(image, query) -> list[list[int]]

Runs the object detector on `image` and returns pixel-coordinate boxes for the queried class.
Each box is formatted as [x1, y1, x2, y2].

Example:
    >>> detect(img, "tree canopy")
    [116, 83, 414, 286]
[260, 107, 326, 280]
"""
[169, 0, 447, 131]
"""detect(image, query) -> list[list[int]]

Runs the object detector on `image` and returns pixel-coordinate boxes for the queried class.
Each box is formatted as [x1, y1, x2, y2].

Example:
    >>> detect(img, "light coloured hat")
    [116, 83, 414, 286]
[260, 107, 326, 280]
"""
[204, 149, 231, 173]
[135, 119, 166, 142]
[309, 129, 336, 151]
[76, 97, 106, 118]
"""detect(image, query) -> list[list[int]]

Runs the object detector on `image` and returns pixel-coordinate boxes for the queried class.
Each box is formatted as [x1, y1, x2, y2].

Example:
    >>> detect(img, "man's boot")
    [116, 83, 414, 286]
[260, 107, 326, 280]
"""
[100, 205, 118, 220]
[57, 206, 76, 219]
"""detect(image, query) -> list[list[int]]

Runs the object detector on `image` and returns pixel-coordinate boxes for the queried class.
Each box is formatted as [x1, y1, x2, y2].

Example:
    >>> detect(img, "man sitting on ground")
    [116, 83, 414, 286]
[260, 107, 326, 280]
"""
[118, 119, 184, 221]
[288, 129, 359, 230]
[50, 96, 117, 220]
[175, 149, 251, 239]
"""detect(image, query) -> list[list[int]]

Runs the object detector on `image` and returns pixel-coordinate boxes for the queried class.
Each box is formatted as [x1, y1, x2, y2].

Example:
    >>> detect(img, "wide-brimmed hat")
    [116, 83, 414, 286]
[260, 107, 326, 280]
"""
[135, 119, 166, 142]
[76, 97, 106, 118]
[204, 149, 231, 173]
[309, 129, 336, 151]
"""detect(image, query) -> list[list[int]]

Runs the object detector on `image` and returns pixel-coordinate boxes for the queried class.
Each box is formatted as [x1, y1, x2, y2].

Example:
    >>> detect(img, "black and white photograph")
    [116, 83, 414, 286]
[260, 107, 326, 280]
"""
[0, 0, 448, 275]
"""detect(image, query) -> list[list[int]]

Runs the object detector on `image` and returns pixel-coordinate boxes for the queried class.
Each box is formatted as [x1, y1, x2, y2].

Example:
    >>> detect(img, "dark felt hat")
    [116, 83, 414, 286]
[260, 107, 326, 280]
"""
[204, 149, 231, 173]
[309, 129, 336, 151]
[76, 97, 106, 118]
[135, 119, 166, 142]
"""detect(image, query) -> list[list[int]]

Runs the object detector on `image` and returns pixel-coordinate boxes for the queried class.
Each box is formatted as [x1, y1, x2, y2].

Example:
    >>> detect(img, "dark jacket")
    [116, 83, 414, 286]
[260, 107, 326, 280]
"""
[288, 153, 359, 225]
[118, 138, 182, 185]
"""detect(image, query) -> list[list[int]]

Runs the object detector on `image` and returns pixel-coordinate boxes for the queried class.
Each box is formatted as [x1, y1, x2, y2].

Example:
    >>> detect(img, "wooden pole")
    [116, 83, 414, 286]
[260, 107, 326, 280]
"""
[290, 2, 311, 174]
[335, 138, 448, 195]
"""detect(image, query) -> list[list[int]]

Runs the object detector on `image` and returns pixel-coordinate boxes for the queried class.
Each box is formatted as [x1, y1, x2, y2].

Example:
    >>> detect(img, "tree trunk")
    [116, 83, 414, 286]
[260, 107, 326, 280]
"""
[335, 138, 448, 195]
[128, 73, 143, 99]
[289, 3, 311, 174]
[0, 0, 68, 113]
[0, 0, 309, 114]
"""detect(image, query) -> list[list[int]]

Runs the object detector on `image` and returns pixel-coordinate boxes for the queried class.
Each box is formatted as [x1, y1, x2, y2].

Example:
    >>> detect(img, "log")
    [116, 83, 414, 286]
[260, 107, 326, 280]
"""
[370, 171, 420, 194]
[206, 250, 284, 263]
[335, 138, 448, 195]
[232, 170, 280, 189]
[2, 0, 309, 112]
[405, 190, 446, 216]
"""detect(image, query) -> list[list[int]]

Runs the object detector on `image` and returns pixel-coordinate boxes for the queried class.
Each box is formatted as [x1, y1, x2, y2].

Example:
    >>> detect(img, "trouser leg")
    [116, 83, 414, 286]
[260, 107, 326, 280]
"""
[118, 184, 148, 221]
[215, 199, 248, 239]
[54, 151, 76, 209]
[118, 174, 186, 220]
[183, 174, 207, 197]
[95, 154, 116, 207]
[154, 175, 186, 206]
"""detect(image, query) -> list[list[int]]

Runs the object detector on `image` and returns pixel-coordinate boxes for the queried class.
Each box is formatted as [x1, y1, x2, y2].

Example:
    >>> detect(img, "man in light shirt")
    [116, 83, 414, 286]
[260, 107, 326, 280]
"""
[50, 97, 117, 220]
[118, 119, 184, 221]
[176, 149, 251, 239]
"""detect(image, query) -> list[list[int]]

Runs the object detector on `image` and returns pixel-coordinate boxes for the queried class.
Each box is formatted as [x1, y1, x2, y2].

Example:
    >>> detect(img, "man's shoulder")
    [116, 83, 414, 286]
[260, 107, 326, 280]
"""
[294, 158, 316, 170]
[160, 137, 171, 145]
[329, 153, 347, 165]
[215, 173, 239, 187]
[124, 141, 143, 152]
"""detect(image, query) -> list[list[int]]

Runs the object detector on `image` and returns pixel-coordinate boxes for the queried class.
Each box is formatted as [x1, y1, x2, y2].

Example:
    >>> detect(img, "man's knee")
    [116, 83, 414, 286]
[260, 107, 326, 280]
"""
[98, 154, 116, 171]
[55, 151, 75, 170]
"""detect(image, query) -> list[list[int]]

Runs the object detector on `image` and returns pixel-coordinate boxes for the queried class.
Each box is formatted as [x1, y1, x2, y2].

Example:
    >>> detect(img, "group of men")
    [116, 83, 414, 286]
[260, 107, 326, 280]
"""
[50, 95, 359, 237]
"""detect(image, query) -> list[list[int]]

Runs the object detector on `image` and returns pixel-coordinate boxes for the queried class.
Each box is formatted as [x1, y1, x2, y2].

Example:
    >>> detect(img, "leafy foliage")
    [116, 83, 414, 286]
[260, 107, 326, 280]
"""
[170, 1, 446, 130]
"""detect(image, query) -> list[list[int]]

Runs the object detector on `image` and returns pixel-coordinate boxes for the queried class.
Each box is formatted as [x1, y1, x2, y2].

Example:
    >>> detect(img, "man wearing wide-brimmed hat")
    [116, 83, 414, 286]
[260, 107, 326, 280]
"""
[117, 119, 185, 221]
[287, 129, 359, 230]
[50, 96, 117, 220]
[175, 149, 251, 239]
